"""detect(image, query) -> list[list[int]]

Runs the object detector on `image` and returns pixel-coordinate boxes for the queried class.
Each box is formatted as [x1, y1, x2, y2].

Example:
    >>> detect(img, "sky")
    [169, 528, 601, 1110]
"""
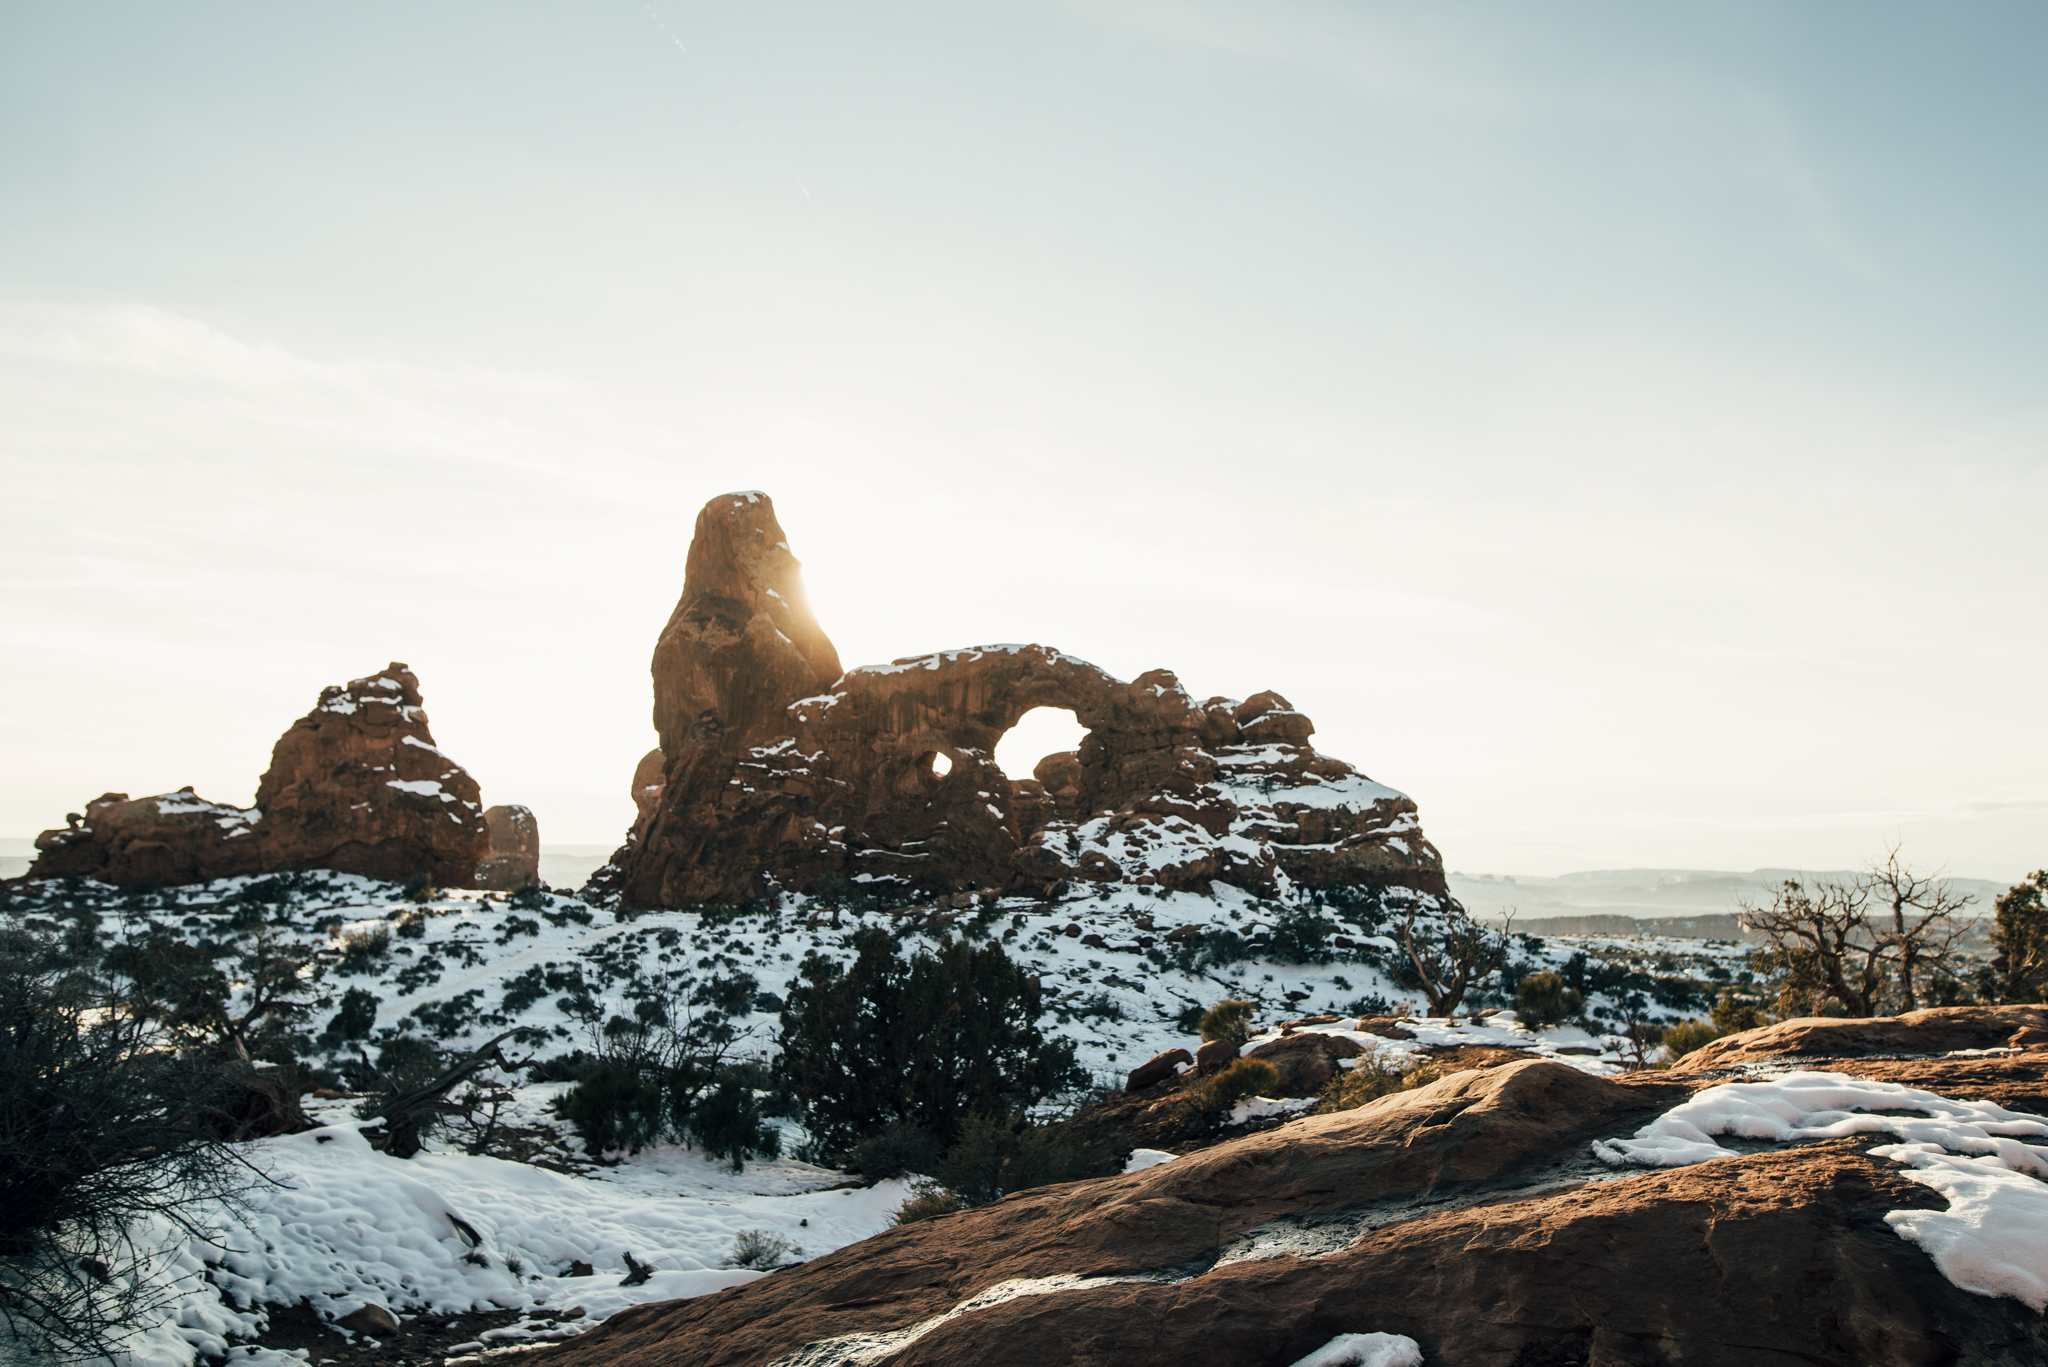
[3, 1, 2045, 880]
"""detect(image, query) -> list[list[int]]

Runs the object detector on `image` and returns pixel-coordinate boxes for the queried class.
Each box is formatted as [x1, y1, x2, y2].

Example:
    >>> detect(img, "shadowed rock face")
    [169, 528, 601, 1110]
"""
[536, 1016, 2048, 1367]
[476, 804, 542, 891]
[595, 492, 1446, 908]
[24, 664, 493, 888]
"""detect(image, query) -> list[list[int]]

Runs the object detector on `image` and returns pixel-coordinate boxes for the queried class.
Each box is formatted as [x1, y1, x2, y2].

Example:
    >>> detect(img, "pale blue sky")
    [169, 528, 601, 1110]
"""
[3, 2, 2045, 877]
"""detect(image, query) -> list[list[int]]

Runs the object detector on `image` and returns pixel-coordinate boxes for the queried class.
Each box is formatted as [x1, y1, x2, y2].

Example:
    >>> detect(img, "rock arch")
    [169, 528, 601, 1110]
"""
[594, 493, 1448, 908]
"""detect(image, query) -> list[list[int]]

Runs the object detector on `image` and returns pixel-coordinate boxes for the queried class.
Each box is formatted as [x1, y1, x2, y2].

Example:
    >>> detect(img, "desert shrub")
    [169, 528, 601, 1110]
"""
[527, 1049, 600, 1083]
[1198, 1058, 1279, 1114]
[1660, 1019, 1721, 1063]
[1314, 1046, 1435, 1114]
[721, 1229, 802, 1270]
[1344, 993, 1395, 1017]
[321, 986, 378, 1044]
[930, 1112, 1119, 1206]
[0, 935, 251, 1357]
[1073, 992, 1125, 1022]
[999, 1123, 1119, 1195]
[393, 910, 428, 940]
[103, 922, 314, 1061]
[1514, 971, 1585, 1028]
[407, 988, 486, 1041]
[1266, 907, 1336, 965]
[1709, 989, 1768, 1036]
[1198, 998, 1257, 1045]
[850, 1121, 943, 1180]
[891, 1180, 965, 1225]
[776, 930, 1082, 1157]
[683, 1069, 782, 1172]
[494, 916, 543, 945]
[558, 1061, 665, 1155]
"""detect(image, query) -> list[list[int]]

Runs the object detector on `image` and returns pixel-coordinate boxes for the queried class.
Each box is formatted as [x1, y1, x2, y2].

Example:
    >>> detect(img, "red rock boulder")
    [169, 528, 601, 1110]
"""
[24, 664, 495, 888]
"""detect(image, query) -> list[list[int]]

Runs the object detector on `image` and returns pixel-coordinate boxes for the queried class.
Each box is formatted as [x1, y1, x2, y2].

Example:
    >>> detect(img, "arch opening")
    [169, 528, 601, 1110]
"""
[993, 707, 1088, 783]
[928, 750, 954, 779]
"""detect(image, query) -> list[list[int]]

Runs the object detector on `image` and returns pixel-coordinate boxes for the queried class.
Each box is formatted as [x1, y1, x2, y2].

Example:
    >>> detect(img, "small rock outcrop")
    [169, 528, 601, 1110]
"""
[1125, 1048, 1194, 1094]
[25, 664, 498, 888]
[1672, 1004, 2048, 1070]
[475, 804, 541, 891]
[594, 492, 1448, 908]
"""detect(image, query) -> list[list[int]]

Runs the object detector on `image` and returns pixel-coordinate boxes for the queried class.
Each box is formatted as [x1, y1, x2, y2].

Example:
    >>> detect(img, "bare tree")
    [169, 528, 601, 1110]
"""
[1740, 877, 1886, 1017]
[107, 923, 315, 1062]
[355, 1028, 539, 1158]
[1400, 908, 1512, 1018]
[0, 934, 258, 1359]
[1741, 849, 1975, 1018]
[1865, 844, 1974, 1011]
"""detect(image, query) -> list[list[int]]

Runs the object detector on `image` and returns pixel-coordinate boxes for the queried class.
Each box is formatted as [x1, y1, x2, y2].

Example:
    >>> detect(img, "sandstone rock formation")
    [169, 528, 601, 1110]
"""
[594, 492, 1447, 908]
[1672, 1003, 2048, 1070]
[476, 804, 542, 891]
[536, 1008, 2048, 1367]
[24, 664, 498, 888]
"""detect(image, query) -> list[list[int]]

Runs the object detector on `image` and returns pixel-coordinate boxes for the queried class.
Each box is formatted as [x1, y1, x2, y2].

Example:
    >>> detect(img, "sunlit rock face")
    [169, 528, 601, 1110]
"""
[593, 491, 1446, 909]
[25, 664, 493, 888]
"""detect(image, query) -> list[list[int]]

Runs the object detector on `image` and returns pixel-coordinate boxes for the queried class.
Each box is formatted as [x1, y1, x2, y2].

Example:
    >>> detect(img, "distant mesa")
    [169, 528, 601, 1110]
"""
[589, 490, 1447, 908]
[22, 663, 537, 891]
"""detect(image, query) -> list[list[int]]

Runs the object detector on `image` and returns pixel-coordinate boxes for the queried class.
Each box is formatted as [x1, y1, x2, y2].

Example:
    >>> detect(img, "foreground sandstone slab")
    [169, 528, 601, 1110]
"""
[535, 1019, 2048, 1367]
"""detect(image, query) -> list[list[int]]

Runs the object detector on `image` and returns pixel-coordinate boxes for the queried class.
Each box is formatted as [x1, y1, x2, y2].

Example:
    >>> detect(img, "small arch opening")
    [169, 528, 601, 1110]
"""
[929, 751, 954, 779]
[993, 707, 1088, 782]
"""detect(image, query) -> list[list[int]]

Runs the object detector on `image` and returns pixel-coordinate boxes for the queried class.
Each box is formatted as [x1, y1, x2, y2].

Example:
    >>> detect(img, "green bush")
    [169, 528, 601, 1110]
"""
[1313, 1045, 1434, 1113]
[558, 1061, 665, 1155]
[775, 930, 1082, 1158]
[1199, 1057, 1279, 1113]
[1990, 871, 2048, 1004]
[721, 1229, 801, 1270]
[335, 924, 391, 975]
[1514, 971, 1584, 1028]
[322, 987, 378, 1044]
[1659, 1019, 1721, 1063]
[1710, 990, 1768, 1036]
[850, 1121, 943, 1180]
[892, 1180, 965, 1225]
[683, 1070, 782, 1172]
[930, 1112, 1119, 1206]
[1198, 998, 1257, 1045]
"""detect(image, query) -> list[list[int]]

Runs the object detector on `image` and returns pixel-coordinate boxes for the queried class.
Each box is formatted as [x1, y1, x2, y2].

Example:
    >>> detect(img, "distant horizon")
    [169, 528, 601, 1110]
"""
[1, 833, 2028, 892]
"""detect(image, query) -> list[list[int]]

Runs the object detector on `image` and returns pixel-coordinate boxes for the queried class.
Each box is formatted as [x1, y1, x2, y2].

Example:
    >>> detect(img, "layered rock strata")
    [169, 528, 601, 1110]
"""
[596, 492, 1446, 907]
[25, 664, 500, 888]
[537, 1007, 2048, 1367]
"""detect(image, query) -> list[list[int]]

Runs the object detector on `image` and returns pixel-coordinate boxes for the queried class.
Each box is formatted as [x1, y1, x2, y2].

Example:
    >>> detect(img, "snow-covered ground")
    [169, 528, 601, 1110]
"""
[1596, 1072, 2048, 1313]
[0, 869, 1770, 1364]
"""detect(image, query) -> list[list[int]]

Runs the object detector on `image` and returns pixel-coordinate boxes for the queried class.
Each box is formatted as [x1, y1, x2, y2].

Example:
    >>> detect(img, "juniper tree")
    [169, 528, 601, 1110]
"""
[775, 930, 1082, 1158]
